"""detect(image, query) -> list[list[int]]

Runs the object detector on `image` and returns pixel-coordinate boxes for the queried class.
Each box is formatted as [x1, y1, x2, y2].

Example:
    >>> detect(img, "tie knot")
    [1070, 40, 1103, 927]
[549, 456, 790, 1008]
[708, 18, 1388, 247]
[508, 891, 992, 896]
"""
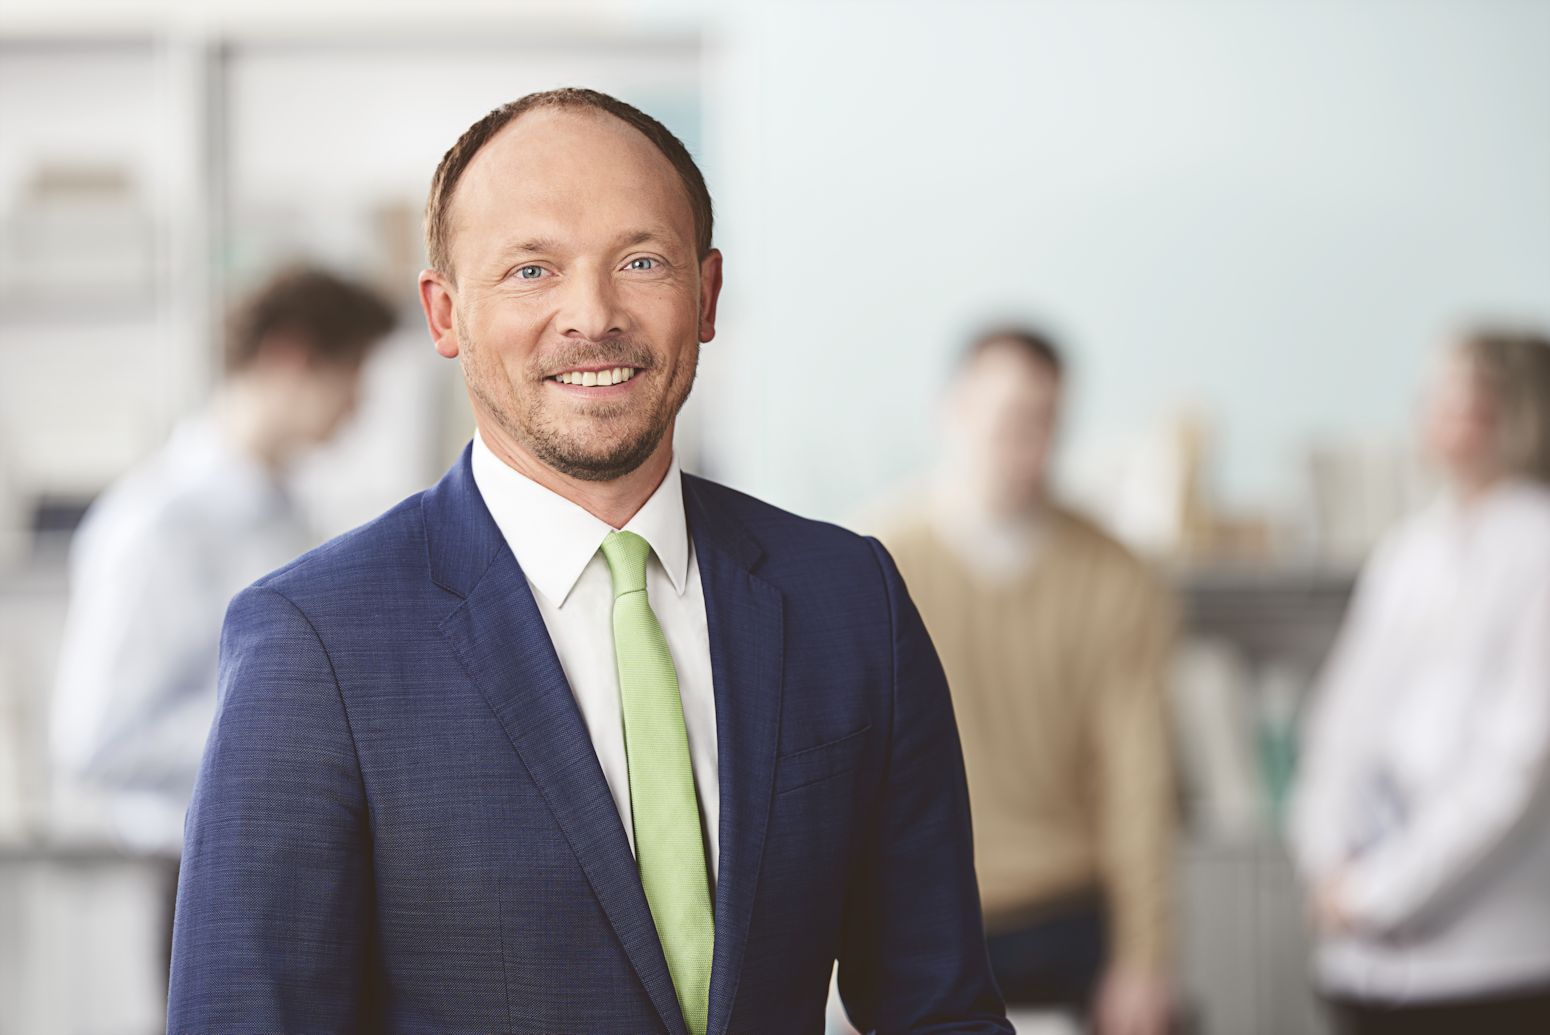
[600, 529, 652, 597]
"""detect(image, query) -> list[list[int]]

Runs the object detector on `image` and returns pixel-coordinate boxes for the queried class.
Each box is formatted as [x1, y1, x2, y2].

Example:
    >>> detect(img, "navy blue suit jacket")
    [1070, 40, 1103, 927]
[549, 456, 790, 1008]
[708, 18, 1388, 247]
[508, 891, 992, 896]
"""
[168, 444, 1009, 1034]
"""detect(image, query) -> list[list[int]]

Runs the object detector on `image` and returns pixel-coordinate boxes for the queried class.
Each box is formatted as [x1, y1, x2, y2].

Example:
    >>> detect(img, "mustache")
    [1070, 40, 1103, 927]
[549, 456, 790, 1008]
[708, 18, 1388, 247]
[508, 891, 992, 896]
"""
[536, 341, 656, 377]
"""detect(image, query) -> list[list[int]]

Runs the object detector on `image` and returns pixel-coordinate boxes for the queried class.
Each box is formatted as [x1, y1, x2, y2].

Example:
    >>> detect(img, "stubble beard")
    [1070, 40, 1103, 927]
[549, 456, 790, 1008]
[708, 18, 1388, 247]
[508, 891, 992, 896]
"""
[460, 318, 699, 482]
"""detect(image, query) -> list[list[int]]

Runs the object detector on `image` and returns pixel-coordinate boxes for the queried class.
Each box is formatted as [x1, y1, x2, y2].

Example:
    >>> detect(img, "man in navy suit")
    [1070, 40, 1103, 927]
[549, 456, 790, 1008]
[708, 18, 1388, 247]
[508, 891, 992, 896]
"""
[167, 87, 1009, 1034]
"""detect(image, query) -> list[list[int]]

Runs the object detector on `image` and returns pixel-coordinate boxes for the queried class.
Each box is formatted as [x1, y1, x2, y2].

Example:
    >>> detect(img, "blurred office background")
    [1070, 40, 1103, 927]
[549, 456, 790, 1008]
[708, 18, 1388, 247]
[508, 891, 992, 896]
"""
[2, 1, 1548, 1032]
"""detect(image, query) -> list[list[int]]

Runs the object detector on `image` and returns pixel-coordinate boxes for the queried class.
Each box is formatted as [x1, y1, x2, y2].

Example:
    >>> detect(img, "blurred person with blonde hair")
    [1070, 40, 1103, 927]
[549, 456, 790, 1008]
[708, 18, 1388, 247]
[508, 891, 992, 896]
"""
[876, 326, 1180, 1035]
[51, 265, 395, 856]
[1291, 328, 1550, 1034]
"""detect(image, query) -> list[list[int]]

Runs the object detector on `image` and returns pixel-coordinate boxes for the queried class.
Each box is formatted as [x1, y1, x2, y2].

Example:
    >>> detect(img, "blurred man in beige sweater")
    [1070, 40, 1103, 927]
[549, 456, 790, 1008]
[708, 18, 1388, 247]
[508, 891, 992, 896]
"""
[876, 327, 1178, 1035]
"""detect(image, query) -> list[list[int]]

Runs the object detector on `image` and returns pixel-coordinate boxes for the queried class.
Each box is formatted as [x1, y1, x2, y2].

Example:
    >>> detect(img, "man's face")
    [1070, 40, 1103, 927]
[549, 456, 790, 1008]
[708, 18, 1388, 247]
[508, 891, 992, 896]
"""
[421, 108, 721, 482]
[945, 340, 1062, 515]
[288, 355, 366, 445]
[250, 334, 369, 451]
[1421, 343, 1499, 483]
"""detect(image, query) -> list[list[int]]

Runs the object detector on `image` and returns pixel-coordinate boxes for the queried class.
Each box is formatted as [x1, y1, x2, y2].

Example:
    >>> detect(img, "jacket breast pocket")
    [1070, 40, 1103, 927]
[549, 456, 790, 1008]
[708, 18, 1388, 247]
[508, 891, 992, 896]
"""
[774, 723, 872, 796]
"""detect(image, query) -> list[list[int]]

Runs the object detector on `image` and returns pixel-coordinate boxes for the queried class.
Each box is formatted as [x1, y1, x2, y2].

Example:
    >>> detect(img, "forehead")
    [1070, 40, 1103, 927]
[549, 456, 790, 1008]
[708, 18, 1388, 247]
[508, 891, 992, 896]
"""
[1431, 345, 1492, 400]
[966, 340, 1061, 390]
[448, 107, 695, 263]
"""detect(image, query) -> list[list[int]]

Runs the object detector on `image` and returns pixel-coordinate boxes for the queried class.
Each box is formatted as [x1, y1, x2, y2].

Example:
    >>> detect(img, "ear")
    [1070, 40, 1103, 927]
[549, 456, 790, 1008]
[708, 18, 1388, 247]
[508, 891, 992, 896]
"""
[697, 249, 724, 344]
[418, 268, 461, 358]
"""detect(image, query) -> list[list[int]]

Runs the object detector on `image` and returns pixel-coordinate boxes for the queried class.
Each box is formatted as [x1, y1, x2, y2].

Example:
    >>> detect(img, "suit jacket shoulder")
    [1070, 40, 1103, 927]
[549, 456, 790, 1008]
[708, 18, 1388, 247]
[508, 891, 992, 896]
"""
[682, 472, 893, 597]
[258, 490, 424, 589]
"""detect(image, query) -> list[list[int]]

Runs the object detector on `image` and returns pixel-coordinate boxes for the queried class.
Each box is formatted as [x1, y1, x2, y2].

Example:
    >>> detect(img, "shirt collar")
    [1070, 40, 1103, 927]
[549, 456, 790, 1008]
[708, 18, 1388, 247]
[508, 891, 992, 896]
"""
[469, 428, 690, 607]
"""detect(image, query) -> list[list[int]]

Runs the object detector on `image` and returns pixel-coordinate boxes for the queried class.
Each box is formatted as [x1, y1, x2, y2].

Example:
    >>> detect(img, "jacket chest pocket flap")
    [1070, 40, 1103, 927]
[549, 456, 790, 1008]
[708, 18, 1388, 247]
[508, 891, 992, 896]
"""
[774, 723, 872, 796]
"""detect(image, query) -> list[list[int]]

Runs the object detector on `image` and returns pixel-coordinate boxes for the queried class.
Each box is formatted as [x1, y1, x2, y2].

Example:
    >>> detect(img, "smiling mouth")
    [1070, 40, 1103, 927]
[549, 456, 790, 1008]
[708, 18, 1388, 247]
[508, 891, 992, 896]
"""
[547, 366, 639, 387]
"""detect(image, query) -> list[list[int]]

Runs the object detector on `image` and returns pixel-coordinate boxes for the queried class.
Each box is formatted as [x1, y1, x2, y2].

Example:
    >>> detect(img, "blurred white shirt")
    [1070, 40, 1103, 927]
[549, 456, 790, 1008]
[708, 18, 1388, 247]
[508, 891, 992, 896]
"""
[470, 429, 720, 884]
[1291, 478, 1550, 1001]
[51, 413, 312, 855]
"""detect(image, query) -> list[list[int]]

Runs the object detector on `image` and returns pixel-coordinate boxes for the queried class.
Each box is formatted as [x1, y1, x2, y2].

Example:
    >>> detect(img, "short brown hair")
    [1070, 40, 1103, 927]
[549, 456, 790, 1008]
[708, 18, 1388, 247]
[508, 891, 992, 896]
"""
[1456, 326, 1550, 484]
[961, 324, 1065, 379]
[226, 266, 397, 373]
[423, 87, 714, 277]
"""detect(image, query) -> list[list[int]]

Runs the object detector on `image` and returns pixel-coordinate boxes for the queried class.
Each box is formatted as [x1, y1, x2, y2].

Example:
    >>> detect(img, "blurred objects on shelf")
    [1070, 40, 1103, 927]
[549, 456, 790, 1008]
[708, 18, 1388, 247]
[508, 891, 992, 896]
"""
[0, 850, 170, 1035]
[1081, 411, 1433, 572]
[1304, 436, 1429, 566]
[0, 445, 26, 567]
[1254, 661, 1307, 830]
[224, 196, 424, 310]
[0, 161, 157, 316]
[1078, 409, 1291, 569]
[0, 554, 69, 847]
[1084, 409, 1207, 561]
[1173, 566, 1352, 847]
[368, 198, 427, 299]
[0, 656, 24, 842]
[1172, 638, 1263, 841]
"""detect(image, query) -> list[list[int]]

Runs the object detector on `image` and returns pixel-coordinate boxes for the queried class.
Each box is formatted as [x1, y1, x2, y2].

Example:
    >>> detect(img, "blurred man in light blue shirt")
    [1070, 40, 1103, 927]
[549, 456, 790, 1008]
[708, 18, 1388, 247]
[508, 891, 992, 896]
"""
[50, 266, 395, 854]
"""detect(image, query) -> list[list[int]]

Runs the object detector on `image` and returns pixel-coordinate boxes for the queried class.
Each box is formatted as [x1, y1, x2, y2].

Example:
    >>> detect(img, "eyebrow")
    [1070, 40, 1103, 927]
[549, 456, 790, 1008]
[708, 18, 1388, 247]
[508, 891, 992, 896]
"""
[503, 236, 565, 258]
[498, 227, 679, 259]
[615, 227, 675, 249]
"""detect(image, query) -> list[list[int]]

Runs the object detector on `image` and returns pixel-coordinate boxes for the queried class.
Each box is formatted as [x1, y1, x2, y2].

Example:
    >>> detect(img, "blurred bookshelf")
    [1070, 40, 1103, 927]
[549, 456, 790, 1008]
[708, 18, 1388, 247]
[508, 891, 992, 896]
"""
[1177, 561, 1355, 667]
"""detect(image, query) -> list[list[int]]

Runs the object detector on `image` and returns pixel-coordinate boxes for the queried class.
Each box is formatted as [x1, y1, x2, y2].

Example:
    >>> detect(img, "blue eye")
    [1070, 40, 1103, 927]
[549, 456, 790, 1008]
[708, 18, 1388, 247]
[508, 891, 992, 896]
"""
[627, 257, 656, 271]
[517, 265, 545, 280]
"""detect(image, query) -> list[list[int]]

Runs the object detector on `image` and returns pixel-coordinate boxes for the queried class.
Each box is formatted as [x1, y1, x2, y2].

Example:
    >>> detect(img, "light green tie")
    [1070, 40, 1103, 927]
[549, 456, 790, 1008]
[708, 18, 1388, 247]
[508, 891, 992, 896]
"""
[600, 530, 713, 1035]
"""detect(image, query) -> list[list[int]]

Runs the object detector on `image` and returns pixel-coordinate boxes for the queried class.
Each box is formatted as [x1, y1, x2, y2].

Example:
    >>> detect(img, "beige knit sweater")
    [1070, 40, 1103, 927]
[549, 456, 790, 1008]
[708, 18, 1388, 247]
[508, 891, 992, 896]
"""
[877, 502, 1178, 972]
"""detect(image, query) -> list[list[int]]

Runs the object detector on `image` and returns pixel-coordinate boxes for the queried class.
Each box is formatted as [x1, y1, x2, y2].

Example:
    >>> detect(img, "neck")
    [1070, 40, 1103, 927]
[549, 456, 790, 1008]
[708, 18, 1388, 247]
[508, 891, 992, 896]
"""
[942, 474, 1049, 529]
[212, 378, 290, 475]
[928, 473, 1051, 581]
[1449, 467, 1504, 508]
[476, 417, 675, 529]
[997, 491, 1050, 525]
[932, 470, 1049, 537]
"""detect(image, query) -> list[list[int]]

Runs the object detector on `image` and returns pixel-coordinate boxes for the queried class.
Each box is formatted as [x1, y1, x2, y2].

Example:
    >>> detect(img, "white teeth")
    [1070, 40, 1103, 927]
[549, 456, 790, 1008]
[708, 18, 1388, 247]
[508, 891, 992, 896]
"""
[554, 366, 636, 385]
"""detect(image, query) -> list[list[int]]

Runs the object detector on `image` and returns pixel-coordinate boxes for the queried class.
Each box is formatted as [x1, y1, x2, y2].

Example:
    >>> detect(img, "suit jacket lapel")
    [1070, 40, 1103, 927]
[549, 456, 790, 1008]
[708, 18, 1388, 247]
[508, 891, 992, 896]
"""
[425, 445, 688, 1035]
[684, 476, 785, 1035]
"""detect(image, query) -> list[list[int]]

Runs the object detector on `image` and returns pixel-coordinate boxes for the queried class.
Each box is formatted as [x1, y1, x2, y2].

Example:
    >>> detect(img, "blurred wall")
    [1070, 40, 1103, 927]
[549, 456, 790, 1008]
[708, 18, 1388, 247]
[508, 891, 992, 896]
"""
[5, 0, 1546, 529]
[703, 0, 1550, 519]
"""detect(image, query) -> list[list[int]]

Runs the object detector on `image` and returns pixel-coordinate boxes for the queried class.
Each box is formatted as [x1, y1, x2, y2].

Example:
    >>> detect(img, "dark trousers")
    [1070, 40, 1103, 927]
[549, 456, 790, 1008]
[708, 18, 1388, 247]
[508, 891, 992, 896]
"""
[984, 888, 1107, 1013]
[1327, 984, 1550, 1035]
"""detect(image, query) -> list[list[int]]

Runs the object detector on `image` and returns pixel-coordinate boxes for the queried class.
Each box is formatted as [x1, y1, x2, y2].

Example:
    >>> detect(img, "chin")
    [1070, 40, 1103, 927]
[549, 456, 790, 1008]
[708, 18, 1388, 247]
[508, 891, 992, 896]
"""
[542, 433, 665, 482]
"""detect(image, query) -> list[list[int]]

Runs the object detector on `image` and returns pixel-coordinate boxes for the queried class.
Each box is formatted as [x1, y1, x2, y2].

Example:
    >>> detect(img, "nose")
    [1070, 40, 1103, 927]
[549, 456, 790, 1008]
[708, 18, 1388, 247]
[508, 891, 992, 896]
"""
[555, 265, 629, 342]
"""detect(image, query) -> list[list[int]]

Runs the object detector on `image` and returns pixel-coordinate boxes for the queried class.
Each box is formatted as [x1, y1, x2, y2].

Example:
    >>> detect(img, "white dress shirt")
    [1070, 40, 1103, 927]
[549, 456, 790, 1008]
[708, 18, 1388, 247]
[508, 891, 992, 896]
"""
[51, 412, 313, 854]
[1290, 478, 1550, 1001]
[470, 430, 720, 885]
